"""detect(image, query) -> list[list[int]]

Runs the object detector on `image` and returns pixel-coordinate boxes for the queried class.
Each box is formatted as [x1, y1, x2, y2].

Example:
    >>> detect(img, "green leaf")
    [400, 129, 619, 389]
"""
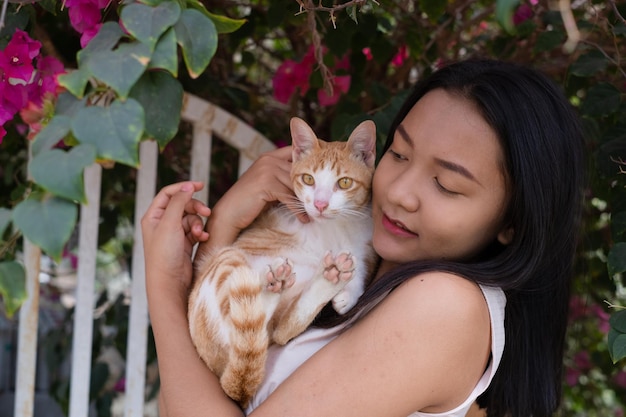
[608, 331, 626, 363]
[31, 115, 72, 157]
[57, 68, 91, 98]
[0, 261, 26, 318]
[207, 11, 246, 34]
[610, 309, 626, 333]
[120, 1, 181, 48]
[570, 50, 609, 77]
[581, 82, 621, 117]
[71, 99, 145, 166]
[185, 0, 246, 33]
[607, 242, 626, 277]
[609, 310, 626, 363]
[346, 5, 358, 22]
[419, 0, 447, 23]
[86, 42, 152, 99]
[12, 195, 77, 261]
[29, 145, 97, 203]
[174, 9, 218, 79]
[0, 208, 11, 238]
[55, 92, 88, 118]
[77, 21, 125, 67]
[0, 6, 29, 39]
[533, 30, 564, 54]
[149, 28, 178, 76]
[495, 0, 520, 34]
[129, 71, 183, 147]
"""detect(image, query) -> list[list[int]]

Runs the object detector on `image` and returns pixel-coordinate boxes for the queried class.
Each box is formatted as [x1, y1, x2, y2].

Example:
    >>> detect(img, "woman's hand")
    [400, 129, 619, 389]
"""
[141, 181, 212, 298]
[198, 146, 308, 257]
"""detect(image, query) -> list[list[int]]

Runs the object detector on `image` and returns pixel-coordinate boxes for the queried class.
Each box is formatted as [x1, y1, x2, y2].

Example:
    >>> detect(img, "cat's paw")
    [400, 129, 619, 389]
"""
[265, 258, 296, 293]
[332, 289, 359, 314]
[322, 251, 355, 284]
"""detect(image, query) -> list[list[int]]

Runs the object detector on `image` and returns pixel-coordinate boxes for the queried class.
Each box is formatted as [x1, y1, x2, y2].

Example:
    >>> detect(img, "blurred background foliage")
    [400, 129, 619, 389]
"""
[0, 0, 625, 415]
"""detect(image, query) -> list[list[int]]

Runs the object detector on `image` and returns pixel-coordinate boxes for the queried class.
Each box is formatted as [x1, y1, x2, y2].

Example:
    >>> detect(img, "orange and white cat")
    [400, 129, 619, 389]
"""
[188, 117, 378, 407]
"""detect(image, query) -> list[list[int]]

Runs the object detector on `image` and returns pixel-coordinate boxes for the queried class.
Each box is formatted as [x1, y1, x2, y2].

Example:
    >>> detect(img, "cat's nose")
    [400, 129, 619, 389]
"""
[314, 200, 328, 213]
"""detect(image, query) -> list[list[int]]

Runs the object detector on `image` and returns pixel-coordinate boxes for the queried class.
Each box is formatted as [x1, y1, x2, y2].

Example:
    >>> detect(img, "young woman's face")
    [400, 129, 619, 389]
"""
[372, 89, 512, 267]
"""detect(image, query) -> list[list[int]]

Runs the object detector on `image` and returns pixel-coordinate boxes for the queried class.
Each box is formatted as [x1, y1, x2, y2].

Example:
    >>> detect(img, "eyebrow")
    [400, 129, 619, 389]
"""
[397, 124, 482, 186]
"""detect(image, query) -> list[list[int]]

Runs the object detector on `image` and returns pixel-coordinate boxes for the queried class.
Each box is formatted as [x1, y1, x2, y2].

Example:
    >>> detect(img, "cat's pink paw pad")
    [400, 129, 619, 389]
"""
[266, 258, 295, 293]
[323, 251, 355, 284]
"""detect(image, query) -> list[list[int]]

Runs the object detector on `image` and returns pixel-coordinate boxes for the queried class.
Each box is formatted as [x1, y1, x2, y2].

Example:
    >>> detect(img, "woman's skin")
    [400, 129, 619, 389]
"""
[142, 89, 511, 417]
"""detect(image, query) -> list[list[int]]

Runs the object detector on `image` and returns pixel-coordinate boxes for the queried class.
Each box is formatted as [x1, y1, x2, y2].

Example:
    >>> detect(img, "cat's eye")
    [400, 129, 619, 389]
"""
[302, 174, 315, 185]
[338, 177, 353, 189]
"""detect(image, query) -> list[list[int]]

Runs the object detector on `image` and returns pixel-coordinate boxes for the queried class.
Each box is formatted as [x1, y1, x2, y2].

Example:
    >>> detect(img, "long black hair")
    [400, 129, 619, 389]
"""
[316, 58, 585, 417]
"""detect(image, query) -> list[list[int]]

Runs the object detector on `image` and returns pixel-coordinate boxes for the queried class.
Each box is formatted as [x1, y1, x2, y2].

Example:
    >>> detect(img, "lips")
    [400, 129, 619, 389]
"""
[381, 214, 418, 237]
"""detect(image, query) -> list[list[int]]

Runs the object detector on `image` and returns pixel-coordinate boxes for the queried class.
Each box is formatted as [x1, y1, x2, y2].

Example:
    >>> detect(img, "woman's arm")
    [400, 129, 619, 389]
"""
[142, 147, 302, 417]
[250, 272, 492, 417]
[142, 181, 244, 417]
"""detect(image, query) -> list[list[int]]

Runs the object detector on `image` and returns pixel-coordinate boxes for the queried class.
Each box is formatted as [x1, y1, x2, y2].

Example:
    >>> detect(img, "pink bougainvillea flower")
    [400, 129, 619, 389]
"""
[590, 304, 611, 333]
[0, 81, 28, 124]
[317, 75, 351, 107]
[68, 2, 103, 33]
[114, 377, 126, 393]
[26, 55, 65, 105]
[334, 54, 351, 71]
[272, 58, 313, 104]
[19, 100, 45, 140]
[565, 367, 580, 387]
[301, 44, 318, 67]
[362, 47, 373, 61]
[614, 370, 626, 389]
[65, 0, 107, 34]
[573, 351, 592, 371]
[0, 29, 41, 82]
[513, 4, 533, 25]
[391, 45, 409, 68]
[0, 124, 6, 144]
[80, 23, 103, 47]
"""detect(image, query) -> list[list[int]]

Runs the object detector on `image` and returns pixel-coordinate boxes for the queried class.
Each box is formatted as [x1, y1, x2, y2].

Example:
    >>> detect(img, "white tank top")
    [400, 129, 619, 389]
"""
[245, 284, 506, 416]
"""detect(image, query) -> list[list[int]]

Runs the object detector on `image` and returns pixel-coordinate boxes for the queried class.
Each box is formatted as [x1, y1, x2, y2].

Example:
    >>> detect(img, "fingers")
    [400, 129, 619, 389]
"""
[161, 182, 203, 225]
[182, 213, 210, 244]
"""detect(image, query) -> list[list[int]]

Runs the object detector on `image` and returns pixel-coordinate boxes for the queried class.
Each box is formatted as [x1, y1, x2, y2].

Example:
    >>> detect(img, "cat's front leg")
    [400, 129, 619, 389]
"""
[265, 257, 296, 293]
[323, 252, 361, 314]
[271, 251, 355, 345]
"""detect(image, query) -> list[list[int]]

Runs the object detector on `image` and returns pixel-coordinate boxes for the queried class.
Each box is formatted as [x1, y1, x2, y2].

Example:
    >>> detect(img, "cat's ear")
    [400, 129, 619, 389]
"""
[290, 117, 319, 162]
[347, 120, 376, 168]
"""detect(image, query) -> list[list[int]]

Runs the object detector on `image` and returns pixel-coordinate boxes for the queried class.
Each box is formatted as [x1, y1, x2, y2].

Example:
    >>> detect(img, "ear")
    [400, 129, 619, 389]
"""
[290, 117, 319, 162]
[347, 120, 376, 168]
[497, 226, 514, 245]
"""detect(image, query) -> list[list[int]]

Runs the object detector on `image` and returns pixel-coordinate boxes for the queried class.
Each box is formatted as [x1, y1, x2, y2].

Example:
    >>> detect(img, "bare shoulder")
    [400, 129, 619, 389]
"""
[351, 271, 493, 412]
[388, 271, 489, 319]
[253, 271, 493, 416]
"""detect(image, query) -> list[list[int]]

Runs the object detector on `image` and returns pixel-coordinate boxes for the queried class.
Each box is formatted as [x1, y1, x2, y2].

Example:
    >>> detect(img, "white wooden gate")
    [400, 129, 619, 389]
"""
[12, 93, 276, 417]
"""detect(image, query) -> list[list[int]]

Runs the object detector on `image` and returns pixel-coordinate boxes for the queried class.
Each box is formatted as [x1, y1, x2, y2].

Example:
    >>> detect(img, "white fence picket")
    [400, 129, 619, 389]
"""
[13, 239, 41, 417]
[13, 93, 275, 417]
[68, 163, 103, 417]
[124, 140, 158, 417]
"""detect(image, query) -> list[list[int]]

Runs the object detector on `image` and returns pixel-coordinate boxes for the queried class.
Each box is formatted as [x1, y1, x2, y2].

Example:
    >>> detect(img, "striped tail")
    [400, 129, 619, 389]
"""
[217, 250, 277, 408]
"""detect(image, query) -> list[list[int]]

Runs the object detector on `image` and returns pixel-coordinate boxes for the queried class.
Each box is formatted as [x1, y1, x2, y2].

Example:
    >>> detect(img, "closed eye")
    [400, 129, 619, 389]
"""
[434, 177, 459, 195]
[387, 148, 407, 161]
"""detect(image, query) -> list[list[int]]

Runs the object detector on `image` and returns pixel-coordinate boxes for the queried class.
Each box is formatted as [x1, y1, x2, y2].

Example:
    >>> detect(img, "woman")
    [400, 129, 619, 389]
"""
[141, 58, 585, 417]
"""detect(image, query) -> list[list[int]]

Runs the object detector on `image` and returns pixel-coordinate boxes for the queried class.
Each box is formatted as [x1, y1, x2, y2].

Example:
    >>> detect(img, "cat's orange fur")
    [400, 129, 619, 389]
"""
[188, 117, 378, 407]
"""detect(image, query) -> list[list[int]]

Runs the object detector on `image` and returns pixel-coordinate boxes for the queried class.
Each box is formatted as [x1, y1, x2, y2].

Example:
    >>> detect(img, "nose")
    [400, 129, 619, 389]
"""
[386, 172, 420, 213]
[314, 199, 329, 213]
